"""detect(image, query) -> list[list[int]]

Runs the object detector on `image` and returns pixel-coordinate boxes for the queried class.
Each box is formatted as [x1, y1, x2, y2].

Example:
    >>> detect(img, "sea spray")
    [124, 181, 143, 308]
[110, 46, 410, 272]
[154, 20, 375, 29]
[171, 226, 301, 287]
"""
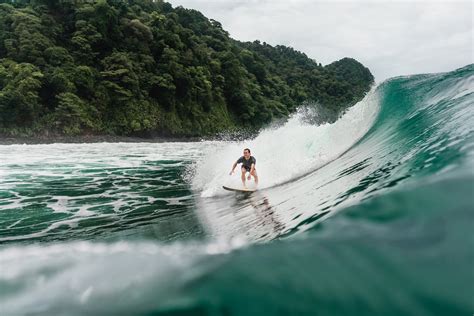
[192, 88, 380, 197]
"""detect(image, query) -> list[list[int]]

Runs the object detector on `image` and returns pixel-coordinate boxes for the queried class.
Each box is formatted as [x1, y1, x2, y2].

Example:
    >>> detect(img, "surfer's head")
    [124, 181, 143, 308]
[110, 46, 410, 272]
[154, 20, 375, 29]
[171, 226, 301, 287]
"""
[243, 148, 251, 158]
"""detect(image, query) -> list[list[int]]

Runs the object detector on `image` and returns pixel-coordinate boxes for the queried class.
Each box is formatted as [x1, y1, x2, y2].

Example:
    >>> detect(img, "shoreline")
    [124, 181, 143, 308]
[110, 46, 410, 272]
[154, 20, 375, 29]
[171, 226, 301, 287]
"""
[0, 135, 204, 145]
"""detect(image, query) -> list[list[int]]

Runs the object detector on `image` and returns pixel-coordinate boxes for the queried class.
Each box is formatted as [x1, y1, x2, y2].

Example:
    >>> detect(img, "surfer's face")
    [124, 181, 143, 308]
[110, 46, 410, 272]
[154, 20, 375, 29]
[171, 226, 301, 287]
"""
[243, 150, 250, 158]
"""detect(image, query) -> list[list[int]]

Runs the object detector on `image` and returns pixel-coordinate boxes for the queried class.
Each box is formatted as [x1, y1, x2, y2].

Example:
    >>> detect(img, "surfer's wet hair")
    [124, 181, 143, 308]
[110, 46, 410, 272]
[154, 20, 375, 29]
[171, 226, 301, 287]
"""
[244, 148, 251, 154]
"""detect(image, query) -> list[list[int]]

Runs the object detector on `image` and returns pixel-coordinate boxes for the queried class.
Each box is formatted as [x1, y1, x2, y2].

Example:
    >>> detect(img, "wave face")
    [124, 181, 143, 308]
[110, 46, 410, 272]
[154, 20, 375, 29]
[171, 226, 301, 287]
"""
[0, 65, 473, 315]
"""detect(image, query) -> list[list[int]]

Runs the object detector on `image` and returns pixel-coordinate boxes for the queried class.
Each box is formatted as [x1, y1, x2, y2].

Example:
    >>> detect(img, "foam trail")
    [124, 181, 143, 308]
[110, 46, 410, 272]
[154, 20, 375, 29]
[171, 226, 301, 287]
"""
[193, 88, 380, 197]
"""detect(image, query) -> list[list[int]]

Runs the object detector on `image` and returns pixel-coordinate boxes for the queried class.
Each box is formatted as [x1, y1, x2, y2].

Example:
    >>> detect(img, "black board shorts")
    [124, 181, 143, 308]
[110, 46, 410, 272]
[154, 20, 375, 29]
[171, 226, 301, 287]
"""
[242, 165, 256, 172]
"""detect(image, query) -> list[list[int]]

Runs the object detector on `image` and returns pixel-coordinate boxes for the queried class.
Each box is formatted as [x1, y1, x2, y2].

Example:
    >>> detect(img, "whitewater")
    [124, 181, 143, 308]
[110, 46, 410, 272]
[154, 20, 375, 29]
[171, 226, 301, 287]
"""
[192, 86, 380, 196]
[0, 65, 473, 315]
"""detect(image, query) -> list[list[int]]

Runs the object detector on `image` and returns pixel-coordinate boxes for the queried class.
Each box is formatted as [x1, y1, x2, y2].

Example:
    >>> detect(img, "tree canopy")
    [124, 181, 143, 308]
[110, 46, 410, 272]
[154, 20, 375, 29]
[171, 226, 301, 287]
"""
[0, 0, 374, 137]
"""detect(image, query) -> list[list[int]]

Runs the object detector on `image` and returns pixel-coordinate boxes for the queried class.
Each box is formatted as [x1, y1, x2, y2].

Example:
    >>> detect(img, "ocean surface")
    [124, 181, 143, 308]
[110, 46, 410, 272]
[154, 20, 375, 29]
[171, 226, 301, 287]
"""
[0, 65, 473, 315]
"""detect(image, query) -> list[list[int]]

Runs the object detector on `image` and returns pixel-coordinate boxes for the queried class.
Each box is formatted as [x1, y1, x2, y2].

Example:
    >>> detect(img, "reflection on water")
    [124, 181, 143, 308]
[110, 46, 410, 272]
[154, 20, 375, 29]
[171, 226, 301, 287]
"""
[196, 192, 285, 242]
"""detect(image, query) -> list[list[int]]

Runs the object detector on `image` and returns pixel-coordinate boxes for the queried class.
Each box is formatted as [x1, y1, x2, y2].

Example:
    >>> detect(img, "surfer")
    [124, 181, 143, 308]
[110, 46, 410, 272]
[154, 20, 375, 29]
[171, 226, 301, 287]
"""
[229, 148, 259, 188]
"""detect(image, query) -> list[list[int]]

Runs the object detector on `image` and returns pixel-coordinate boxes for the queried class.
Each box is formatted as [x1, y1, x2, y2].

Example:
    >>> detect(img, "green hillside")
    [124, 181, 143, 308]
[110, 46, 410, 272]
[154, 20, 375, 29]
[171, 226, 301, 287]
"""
[0, 0, 374, 137]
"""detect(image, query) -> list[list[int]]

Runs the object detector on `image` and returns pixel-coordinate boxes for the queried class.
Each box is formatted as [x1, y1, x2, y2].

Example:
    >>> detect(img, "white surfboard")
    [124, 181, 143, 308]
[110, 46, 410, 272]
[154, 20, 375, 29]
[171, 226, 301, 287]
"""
[222, 185, 257, 193]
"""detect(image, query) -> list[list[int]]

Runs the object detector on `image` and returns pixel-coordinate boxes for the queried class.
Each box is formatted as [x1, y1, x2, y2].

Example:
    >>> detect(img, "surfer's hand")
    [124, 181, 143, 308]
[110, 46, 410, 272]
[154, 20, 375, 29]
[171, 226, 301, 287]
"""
[229, 171, 233, 175]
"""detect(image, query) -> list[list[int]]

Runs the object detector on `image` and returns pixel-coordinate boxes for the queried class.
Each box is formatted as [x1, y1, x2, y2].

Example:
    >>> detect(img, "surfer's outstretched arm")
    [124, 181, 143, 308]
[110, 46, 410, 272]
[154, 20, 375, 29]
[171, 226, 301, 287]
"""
[229, 162, 237, 175]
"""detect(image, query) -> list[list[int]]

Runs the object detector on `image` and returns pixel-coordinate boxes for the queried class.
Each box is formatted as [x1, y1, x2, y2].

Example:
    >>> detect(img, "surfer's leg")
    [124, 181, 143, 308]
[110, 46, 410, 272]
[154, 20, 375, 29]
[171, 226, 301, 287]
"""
[251, 169, 259, 185]
[241, 167, 247, 187]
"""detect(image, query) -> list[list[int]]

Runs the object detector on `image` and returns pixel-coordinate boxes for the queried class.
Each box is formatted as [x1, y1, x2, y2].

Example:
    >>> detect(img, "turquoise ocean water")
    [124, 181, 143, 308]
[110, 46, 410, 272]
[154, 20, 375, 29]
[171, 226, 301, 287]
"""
[0, 65, 473, 315]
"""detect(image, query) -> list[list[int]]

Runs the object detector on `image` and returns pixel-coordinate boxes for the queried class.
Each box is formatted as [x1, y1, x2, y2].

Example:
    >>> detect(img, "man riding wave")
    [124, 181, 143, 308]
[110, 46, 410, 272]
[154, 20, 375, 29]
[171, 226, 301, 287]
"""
[229, 148, 259, 188]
